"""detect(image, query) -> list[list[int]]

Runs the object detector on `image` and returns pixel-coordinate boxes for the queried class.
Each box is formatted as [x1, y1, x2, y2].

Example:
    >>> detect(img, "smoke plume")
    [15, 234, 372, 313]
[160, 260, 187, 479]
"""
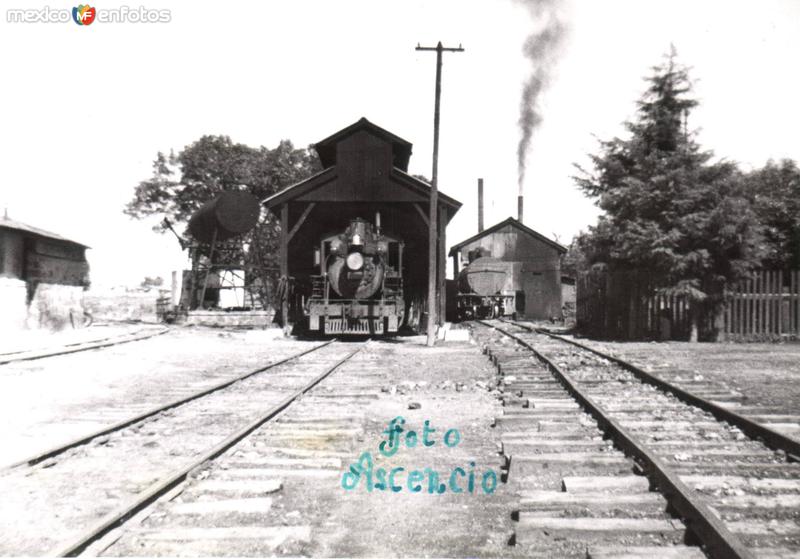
[516, 1, 567, 196]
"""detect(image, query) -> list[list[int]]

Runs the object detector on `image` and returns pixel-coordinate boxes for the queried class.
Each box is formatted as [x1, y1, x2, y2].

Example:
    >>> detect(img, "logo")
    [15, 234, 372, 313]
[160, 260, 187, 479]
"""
[72, 4, 96, 25]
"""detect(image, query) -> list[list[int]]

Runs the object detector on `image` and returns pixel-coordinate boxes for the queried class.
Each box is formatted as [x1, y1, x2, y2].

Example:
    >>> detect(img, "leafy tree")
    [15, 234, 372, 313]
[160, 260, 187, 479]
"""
[125, 135, 321, 306]
[140, 276, 164, 288]
[574, 50, 765, 341]
[561, 233, 590, 278]
[744, 159, 800, 270]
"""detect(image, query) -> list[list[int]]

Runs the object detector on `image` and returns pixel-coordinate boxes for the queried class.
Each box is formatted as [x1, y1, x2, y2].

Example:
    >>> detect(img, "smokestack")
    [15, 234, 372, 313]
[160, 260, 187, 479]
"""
[478, 178, 484, 232]
[518, 195, 523, 223]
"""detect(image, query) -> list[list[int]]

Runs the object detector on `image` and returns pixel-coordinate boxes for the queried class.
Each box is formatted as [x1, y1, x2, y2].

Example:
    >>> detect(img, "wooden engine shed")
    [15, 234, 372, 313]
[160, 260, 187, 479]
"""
[449, 217, 566, 320]
[262, 118, 461, 332]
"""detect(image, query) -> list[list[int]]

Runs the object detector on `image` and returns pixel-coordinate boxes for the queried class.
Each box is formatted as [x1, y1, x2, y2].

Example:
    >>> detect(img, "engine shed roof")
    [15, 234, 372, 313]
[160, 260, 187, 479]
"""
[262, 118, 461, 219]
[314, 117, 413, 171]
[449, 217, 566, 256]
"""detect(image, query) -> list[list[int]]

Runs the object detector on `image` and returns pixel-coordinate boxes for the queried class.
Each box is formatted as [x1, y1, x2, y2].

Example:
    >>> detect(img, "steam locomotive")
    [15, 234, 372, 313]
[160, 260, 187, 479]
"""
[305, 217, 404, 335]
[455, 256, 518, 321]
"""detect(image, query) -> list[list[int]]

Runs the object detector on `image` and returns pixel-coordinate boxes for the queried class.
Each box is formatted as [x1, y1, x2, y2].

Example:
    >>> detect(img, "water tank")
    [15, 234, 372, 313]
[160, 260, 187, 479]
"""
[458, 256, 512, 296]
[188, 192, 260, 243]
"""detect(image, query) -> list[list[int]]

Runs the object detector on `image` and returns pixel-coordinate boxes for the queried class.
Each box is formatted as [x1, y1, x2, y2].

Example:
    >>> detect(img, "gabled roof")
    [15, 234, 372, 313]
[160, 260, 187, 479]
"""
[261, 166, 461, 213]
[262, 121, 461, 214]
[313, 117, 413, 171]
[261, 167, 337, 208]
[449, 217, 566, 256]
[390, 168, 461, 211]
[0, 215, 89, 248]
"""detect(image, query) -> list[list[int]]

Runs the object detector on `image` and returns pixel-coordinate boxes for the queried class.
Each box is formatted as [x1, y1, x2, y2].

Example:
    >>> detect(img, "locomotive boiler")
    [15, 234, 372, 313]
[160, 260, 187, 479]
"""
[455, 256, 516, 321]
[306, 216, 404, 335]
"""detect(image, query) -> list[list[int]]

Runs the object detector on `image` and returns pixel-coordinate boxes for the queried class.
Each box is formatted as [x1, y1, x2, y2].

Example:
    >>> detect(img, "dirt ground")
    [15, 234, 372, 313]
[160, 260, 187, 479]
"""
[306, 338, 512, 558]
[563, 336, 800, 415]
[0, 326, 309, 466]
[1, 326, 519, 557]
[104, 335, 516, 558]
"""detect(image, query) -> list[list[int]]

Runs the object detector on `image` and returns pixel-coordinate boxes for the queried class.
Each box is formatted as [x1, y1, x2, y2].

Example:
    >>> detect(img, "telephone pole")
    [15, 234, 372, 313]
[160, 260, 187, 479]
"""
[416, 41, 464, 347]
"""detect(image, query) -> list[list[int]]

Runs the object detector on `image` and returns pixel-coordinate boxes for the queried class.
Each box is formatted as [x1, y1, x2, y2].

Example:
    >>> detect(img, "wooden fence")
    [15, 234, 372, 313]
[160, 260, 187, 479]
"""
[723, 270, 800, 340]
[577, 269, 693, 341]
[576, 269, 800, 341]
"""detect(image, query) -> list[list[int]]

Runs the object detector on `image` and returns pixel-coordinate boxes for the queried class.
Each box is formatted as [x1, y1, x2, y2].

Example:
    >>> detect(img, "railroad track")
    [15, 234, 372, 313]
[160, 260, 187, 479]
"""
[96, 340, 395, 557]
[474, 319, 800, 559]
[4, 340, 335, 470]
[0, 326, 169, 366]
[0, 340, 363, 556]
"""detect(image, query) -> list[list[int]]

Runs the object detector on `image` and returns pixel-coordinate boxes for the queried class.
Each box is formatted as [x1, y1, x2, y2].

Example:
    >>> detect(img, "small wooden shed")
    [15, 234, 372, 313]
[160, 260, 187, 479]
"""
[449, 217, 566, 320]
[0, 213, 90, 330]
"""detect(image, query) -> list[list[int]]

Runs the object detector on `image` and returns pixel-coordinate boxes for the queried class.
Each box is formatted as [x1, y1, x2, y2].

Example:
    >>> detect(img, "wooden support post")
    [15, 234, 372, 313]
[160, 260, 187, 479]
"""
[198, 227, 218, 310]
[777, 271, 783, 336]
[764, 271, 769, 334]
[439, 205, 446, 325]
[768, 270, 774, 334]
[748, 276, 754, 337]
[478, 178, 484, 232]
[171, 270, 179, 307]
[280, 204, 289, 328]
[792, 271, 796, 334]
[416, 41, 464, 347]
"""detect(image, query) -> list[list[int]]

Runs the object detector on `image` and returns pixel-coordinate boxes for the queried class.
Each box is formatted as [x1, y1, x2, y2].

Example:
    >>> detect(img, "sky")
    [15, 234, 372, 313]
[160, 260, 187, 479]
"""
[1, 0, 798, 287]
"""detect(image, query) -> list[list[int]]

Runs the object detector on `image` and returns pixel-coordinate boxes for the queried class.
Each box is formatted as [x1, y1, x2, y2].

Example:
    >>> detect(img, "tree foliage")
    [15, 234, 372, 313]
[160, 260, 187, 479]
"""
[743, 159, 800, 270]
[125, 136, 321, 227]
[573, 51, 765, 312]
[140, 276, 164, 289]
[571, 51, 776, 340]
[125, 135, 322, 304]
[560, 234, 590, 279]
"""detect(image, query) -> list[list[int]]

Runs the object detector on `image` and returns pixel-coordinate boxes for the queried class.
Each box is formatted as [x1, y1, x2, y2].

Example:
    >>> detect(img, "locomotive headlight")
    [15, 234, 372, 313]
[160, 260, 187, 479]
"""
[346, 251, 364, 271]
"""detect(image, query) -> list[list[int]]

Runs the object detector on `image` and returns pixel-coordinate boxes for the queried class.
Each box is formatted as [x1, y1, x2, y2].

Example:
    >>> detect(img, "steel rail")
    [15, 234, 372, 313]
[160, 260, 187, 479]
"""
[0, 328, 156, 357]
[48, 342, 365, 558]
[0, 327, 170, 366]
[5, 340, 336, 470]
[479, 320, 754, 559]
[505, 319, 800, 461]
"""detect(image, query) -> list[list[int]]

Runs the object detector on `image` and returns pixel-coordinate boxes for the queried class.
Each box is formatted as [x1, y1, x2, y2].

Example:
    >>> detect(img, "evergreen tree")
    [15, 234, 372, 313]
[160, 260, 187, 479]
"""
[574, 50, 764, 341]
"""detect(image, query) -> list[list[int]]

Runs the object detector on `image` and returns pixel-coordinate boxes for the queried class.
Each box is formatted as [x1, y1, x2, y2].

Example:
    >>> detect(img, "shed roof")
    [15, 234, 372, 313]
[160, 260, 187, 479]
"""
[314, 117, 413, 171]
[262, 118, 461, 215]
[0, 215, 89, 248]
[448, 217, 566, 256]
[262, 166, 461, 214]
